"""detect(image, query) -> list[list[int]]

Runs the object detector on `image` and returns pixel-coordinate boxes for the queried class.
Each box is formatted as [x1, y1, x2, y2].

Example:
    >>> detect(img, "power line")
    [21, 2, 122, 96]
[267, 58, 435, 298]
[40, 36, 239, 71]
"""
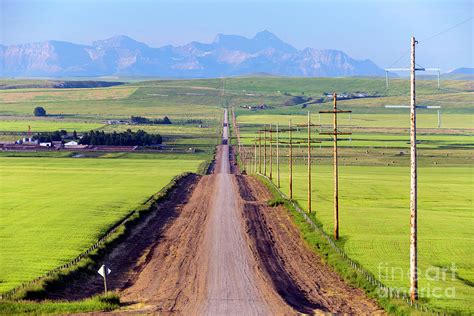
[387, 16, 472, 69]
[387, 49, 411, 68]
[420, 16, 473, 43]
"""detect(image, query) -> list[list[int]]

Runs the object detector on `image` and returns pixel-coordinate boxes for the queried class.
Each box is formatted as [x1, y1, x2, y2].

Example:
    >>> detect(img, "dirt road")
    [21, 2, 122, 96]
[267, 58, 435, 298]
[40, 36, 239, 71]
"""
[119, 109, 381, 314]
[48, 110, 382, 314]
[189, 110, 288, 314]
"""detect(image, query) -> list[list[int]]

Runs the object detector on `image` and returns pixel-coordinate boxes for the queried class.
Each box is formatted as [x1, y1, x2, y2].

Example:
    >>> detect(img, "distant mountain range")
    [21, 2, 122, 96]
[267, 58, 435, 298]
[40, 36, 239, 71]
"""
[0, 31, 414, 78]
[447, 67, 473, 75]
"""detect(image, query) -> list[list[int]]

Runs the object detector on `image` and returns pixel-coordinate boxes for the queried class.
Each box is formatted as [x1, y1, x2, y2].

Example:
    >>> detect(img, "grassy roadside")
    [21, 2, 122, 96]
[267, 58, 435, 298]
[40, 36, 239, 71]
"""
[0, 294, 120, 315]
[255, 174, 433, 315]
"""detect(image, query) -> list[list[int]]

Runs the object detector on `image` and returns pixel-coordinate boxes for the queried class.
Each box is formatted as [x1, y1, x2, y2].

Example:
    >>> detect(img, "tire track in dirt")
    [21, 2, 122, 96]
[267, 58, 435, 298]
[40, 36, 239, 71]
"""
[237, 175, 385, 314]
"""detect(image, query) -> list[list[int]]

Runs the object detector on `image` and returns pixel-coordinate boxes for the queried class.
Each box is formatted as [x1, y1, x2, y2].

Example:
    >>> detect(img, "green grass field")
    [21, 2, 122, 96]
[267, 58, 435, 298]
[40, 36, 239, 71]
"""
[0, 76, 472, 313]
[264, 163, 473, 312]
[0, 156, 203, 293]
[237, 113, 473, 129]
[0, 119, 105, 133]
[230, 76, 473, 312]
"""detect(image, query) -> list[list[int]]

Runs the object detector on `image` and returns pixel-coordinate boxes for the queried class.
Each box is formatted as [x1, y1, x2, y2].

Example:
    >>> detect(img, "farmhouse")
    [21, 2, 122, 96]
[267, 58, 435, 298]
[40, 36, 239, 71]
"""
[18, 137, 38, 145]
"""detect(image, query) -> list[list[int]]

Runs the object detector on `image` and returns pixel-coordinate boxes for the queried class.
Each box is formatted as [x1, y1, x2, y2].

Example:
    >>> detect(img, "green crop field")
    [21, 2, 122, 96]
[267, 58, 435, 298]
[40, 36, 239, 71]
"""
[0, 86, 137, 103]
[0, 76, 472, 313]
[230, 75, 473, 312]
[0, 119, 106, 133]
[237, 113, 473, 129]
[261, 163, 473, 312]
[0, 156, 204, 293]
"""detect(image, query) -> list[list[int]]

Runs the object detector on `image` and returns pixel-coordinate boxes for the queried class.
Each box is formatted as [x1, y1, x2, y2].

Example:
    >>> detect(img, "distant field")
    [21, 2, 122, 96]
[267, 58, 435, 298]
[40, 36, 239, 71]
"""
[101, 123, 215, 135]
[267, 164, 474, 312]
[0, 119, 105, 133]
[0, 156, 203, 293]
[142, 77, 473, 96]
[0, 98, 222, 119]
[0, 86, 136, 103]
[237, 113, 473, 129]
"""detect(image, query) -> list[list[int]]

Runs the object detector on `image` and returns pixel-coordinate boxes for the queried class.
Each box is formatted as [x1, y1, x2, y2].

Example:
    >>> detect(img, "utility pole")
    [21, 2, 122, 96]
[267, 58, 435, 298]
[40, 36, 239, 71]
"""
[243, 145, 247, 173]
[296, 112, 321, 214]
[276, 123, 280, 187]
[409, 35, 418, 304]
[307, 112, 312, 213]
[264, 125, 267, 176]
[320, 93, 352, 240]
[254, 140, 257, 174]
[258, 130, 262, 173]
[269, 124, 273, 180]
[437, 109, 441, 128]
[289, 118, 293, 199]
[332, 98, 340, 240]
[278, 121, 300, 198]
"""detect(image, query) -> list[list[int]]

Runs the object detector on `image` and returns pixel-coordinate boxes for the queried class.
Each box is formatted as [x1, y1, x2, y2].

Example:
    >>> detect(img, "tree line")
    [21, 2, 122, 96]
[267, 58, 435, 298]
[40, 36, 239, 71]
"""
[33, 130, 67, 142]
[131, 115, 172, 125]
[79, 129, 162, 146]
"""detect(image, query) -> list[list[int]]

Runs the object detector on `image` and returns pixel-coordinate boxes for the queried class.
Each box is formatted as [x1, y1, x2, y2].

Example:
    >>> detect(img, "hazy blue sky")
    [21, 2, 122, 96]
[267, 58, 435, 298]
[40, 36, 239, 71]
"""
[1, 0, 473, 71]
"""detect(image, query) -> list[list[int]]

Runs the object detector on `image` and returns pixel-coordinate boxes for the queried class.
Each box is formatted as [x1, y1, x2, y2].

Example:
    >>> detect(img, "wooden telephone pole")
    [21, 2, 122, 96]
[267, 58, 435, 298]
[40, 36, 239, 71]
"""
[320, 93, 352, 240]
[289, 119, 293, 199]
[409, 35, 419, 303]
[296, 112, 321, 213]
[258, 129, 263, 173]
[278, 119, 300, 199]
[253, 140, 257, 174]
[384, 37, 425, 302]
[264, 125, 267, 176]
[276, 123, 280, 187]
[269, 124, 273, 179]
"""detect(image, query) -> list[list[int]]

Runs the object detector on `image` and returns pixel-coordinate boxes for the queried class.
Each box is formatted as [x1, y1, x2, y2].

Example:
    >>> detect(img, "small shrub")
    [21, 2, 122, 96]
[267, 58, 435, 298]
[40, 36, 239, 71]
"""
[33, 106, 47, 117]
[267, 198, 284, 207]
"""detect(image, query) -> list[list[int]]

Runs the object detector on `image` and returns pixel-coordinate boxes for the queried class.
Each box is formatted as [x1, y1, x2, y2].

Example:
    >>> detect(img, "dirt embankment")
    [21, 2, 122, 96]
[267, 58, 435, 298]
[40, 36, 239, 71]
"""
[236, 174, 384, 314]
[119, 175, 215, 313]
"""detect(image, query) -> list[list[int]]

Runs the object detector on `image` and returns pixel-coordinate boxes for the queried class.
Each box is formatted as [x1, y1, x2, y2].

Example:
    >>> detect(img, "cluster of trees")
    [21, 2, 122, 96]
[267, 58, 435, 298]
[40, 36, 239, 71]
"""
[183, 119, 203, 124]
[131, 116, 172, 125]
[32, 130, 78, 142]
[33, 130, 67, 142]
[79, 129, 162, 146]
[284, 96, 311, 106]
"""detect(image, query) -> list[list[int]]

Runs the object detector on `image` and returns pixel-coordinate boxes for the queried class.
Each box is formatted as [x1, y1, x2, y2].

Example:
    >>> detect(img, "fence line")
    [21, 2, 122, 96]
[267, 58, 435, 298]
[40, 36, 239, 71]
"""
[0, 172, 191, 301]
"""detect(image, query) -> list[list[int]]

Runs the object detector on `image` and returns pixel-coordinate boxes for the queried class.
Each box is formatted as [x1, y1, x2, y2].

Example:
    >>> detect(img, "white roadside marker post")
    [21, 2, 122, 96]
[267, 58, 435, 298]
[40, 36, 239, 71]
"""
[98, 264, 112, 294]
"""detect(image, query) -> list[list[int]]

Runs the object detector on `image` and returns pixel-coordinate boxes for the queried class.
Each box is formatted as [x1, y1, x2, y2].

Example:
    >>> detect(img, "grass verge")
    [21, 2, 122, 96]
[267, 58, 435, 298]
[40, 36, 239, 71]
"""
[0, 294, 120, 315]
